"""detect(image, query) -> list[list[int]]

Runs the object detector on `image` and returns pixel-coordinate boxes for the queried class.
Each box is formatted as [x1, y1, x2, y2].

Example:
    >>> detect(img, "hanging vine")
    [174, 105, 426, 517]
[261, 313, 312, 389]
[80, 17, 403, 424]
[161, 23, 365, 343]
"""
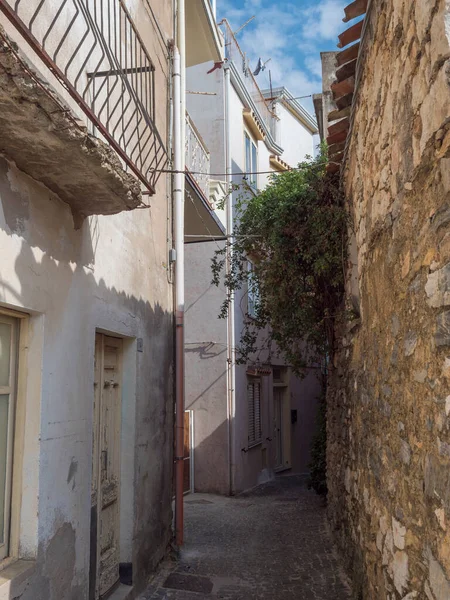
[211, 147, 348, 374]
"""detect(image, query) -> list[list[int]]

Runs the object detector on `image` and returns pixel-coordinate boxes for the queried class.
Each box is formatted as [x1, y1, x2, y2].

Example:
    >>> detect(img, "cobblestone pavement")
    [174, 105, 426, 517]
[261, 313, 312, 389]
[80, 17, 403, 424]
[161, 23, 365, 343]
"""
[140, 475, 352, 600]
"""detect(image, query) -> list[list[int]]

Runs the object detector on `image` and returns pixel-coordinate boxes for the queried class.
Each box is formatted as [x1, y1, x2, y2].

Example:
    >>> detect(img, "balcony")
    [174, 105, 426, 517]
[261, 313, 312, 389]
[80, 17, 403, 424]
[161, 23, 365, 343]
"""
[0, 0, 167, 226]
[185, 0, 222, 67]
[186, 113, 210, 199]
[184, 112, 225, 243]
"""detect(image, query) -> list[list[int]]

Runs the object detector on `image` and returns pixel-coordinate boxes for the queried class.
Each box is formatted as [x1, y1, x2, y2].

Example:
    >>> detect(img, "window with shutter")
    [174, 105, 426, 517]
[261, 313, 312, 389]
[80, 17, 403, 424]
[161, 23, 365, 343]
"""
[247, 378, 262, 446]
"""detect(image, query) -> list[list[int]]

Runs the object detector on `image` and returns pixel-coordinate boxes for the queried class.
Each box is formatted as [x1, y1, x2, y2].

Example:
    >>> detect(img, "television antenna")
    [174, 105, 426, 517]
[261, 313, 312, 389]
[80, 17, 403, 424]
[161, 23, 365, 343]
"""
[234, 15, 255, 36]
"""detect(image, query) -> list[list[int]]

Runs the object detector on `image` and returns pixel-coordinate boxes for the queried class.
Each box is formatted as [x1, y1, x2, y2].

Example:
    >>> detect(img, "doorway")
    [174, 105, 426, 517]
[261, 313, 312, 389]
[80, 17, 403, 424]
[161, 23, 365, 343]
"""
[91, 333, 123, 600]
[272, 367, 291, 472]
[273, 388, 284, 470]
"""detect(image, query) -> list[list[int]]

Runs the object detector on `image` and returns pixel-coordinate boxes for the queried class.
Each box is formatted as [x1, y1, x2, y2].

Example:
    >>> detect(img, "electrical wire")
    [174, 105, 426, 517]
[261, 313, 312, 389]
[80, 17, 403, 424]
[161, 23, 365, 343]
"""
[153, 161, 327, 177]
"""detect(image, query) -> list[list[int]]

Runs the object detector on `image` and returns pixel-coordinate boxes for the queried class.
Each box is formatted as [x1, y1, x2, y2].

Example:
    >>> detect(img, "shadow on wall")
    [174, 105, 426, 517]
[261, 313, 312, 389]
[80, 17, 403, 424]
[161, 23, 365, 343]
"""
[0, 157, 174, 600]
[185, 368, 323, 497]
[191, 419, 230, 496]
[290, 368, 323, 475]
[185, 340, 229, 496]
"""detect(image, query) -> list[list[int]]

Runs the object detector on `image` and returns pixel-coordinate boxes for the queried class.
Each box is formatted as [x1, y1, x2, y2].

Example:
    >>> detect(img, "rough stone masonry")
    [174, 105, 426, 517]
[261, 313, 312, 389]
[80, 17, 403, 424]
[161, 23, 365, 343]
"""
[327, 1, 450, 599]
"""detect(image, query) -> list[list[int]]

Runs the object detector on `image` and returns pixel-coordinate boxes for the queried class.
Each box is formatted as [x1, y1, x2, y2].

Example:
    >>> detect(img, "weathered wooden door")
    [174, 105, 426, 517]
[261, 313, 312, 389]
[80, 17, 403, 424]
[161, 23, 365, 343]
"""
[274, 388, 284, 470]
[91, 334, 122, 600]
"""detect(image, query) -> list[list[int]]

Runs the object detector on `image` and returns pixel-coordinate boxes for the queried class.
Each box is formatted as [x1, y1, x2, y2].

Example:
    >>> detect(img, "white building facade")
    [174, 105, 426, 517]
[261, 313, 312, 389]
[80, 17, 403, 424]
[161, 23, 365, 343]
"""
[185, 19, 321, 495]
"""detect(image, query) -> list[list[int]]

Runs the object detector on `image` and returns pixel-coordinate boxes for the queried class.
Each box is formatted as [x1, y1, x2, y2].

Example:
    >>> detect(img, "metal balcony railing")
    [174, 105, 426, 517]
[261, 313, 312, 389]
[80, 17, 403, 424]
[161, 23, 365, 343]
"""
[0, 0, 167, 194]
[221, 19, 278, 144]
[185, 112, 210, 199]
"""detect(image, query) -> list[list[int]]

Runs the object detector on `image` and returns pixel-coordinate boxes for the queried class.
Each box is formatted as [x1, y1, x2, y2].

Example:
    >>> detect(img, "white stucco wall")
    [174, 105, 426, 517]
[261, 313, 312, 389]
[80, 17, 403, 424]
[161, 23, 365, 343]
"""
[186, 63, 226, 176]
[184, 242, 229, 494]
[0, 155, 174, 599]
[277, 103, 316, 167]
[257, 142, 272, 190]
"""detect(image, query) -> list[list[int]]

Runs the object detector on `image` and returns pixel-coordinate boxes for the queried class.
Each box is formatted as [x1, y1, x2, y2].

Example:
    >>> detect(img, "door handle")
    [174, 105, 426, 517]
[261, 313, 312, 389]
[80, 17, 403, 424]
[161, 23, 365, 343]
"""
[266, 437, 273, 442]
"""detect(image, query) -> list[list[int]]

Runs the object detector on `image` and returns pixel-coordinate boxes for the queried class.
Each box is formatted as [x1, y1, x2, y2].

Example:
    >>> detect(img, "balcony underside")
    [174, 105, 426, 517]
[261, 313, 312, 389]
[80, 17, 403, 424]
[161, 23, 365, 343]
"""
[184, 174, 225, 243]
[0, 29, 142, 228]
[185, 0, 222, 67]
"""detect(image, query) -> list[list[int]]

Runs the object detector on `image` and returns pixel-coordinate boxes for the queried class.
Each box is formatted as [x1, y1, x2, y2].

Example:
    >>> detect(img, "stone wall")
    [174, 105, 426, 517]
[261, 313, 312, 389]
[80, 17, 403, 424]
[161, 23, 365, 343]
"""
[327, 1, 450, 598]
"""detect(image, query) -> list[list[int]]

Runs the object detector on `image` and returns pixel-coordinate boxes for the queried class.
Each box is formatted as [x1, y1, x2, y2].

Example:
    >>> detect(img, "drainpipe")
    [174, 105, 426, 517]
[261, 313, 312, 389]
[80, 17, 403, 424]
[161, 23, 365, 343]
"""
[224, 63, 236, 496]
[173, 4, 185, 545]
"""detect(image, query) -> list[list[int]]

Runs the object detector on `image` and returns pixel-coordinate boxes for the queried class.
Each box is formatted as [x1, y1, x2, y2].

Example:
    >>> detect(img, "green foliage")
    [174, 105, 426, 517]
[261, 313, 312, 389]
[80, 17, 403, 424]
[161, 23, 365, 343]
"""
[308, 390, 328, 496]
[211, 147, 347, 373]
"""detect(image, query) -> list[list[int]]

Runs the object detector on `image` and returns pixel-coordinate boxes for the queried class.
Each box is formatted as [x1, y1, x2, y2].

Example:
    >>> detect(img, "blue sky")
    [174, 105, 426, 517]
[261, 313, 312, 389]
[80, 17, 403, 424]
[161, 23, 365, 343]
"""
[217, 0, 348, 113]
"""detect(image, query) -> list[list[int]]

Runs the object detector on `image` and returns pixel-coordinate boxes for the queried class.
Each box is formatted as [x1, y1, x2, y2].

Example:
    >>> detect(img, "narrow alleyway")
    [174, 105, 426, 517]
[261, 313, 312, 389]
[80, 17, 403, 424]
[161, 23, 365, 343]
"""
[141, 475, 351, 600]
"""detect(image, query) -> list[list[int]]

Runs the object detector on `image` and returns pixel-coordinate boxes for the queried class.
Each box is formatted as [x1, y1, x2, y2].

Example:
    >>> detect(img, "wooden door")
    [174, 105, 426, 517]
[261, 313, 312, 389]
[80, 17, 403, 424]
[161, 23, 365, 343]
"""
[274, 388, 284, 470]
[92, 334, 122, 600]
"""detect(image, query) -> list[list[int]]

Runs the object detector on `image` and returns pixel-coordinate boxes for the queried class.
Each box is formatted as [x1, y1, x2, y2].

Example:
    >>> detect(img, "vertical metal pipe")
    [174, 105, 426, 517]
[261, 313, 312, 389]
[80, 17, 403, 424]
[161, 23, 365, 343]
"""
[224, 64, 236, 496]
[173, 45, 184, 547]
[179, 0, 186, 170]
[174, 0, 186, 546]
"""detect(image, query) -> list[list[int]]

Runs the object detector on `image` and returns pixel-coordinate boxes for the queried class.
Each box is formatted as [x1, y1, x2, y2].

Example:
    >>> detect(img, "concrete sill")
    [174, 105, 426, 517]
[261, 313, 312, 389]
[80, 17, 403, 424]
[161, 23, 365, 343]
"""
[0, 559, 36, 600]
[274, 465, 291, 474]
[106, 583, 134, 600]
[247, 442, 262, 451]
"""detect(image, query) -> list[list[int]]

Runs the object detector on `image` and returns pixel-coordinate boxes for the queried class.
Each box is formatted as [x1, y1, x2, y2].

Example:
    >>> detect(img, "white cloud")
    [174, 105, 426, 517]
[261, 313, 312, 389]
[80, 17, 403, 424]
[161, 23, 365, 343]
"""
[300, 0, 346, 41]
[236, 9, 319, 103]
[304, 56, 323, 79]
[216, 0, 346, 112]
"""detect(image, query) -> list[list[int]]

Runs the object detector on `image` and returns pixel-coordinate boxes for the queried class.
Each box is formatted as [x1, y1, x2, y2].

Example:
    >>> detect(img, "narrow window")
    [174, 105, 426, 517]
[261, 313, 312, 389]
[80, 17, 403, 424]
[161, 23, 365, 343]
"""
[245, 132, 251, 178]
[244, 132, 258, 190]
[247, 378, 262, 446]
[0, 315, 18, 561]
[247, 260, 259, 319]
[251, 141, 257, 189]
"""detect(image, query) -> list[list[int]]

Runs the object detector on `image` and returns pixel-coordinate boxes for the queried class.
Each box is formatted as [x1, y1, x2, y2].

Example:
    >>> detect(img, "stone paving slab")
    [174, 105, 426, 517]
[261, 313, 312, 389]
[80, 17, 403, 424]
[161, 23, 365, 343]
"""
[140, 475, 352, 600]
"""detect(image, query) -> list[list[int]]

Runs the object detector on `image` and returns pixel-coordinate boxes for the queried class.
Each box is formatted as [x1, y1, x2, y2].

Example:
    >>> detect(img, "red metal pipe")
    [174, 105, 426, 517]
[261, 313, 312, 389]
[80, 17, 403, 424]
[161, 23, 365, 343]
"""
[175, 311, 184, 546]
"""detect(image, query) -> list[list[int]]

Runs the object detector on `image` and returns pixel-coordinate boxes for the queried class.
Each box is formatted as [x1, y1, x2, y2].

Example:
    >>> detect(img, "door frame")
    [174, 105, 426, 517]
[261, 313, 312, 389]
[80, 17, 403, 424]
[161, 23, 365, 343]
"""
[272, 367, 291, 473]
[0, 313, 18, 562]
[91, 332, 123, 600]
[273, 386, 284, 471]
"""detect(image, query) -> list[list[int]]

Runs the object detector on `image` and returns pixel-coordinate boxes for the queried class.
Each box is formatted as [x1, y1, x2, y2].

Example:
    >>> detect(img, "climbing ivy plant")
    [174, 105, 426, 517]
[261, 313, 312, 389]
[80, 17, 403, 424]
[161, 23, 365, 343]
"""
[211, 147, 347, 374]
